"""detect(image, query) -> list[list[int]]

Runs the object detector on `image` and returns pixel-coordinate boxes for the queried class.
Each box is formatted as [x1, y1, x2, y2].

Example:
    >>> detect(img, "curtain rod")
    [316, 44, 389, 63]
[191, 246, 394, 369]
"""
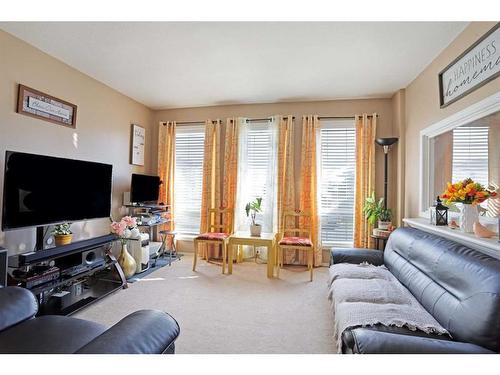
[317, 115, 379, 120]
[162, 120, 218, 126]
[245, 116, 295, 122]
[246, 118, 272, 122]
[231, 115, 295, 123]
[164, 114, 375, 125]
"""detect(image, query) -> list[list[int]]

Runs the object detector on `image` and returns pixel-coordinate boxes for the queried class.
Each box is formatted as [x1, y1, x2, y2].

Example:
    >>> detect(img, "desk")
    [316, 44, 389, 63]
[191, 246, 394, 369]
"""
[228, 232, 276, 278]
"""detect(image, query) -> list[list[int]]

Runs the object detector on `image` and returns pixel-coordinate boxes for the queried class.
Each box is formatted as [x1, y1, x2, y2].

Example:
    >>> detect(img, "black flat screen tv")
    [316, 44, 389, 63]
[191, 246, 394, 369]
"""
[2, 151, 113, 230]
[130, 174, 161, 204]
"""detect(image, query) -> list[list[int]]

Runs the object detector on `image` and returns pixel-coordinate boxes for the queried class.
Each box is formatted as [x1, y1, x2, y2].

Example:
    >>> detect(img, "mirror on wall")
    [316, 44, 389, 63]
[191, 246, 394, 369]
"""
[426, 110, 500, 217]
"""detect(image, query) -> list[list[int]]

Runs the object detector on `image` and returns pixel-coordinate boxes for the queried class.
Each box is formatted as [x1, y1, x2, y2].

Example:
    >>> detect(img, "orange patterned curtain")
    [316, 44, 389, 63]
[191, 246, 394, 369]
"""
[199, 119, 222, 258]
[353, 114, 377, 248]
[157, 121, 176, 230]
[277, 115, 298, 265]
[299, 115, 321, 266]
[222, 118, 239, 222]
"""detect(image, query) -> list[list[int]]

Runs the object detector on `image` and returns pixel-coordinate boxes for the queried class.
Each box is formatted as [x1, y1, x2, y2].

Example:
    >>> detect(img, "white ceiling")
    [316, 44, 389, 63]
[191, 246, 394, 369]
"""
[0, 22, 468, 109]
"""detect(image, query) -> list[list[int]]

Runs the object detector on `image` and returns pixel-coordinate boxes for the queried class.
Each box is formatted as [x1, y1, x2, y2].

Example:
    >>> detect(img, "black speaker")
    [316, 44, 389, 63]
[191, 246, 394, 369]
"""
[0, 247, 7, 287]
[81, 247, 105, 267]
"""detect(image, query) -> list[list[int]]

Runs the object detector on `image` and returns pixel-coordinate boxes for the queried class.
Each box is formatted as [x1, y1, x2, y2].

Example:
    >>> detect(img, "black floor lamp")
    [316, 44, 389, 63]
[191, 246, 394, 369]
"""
[375, 137, 398, 209]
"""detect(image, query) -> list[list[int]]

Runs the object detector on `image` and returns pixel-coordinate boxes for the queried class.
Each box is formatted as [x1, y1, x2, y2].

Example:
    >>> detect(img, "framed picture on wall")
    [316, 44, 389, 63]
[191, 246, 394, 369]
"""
[17, 84, 78, 128]
[438, 22, 500, 108]
[130, 124, 145, 166]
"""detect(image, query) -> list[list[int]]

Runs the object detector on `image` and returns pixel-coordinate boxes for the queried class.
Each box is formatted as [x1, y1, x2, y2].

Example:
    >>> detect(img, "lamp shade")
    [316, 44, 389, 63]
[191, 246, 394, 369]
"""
[376, 137, 399, 146]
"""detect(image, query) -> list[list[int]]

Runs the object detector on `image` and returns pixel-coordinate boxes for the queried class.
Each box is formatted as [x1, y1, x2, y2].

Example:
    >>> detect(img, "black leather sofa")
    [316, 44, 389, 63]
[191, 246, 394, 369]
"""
[0, 286, 180, 354]
[331, 227, 500, 354]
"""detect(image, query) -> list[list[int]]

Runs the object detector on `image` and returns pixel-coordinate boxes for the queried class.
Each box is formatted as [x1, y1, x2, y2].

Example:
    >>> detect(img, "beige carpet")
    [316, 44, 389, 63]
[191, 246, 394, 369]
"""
[74, 254, 336, 354]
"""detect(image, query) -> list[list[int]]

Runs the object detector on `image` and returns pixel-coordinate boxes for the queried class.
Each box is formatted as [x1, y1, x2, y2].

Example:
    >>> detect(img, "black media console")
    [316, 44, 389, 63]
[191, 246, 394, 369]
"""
[7, 234, 127, 316]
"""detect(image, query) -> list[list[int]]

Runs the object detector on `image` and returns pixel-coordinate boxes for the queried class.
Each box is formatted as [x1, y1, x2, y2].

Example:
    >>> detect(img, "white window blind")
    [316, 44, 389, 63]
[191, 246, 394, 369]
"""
[235, 120, 277, 233]
[174, 124, 205, 235]
[247, 123, 272, 205]
[452, 126, 489, 186]
[318, 120, 356, 247]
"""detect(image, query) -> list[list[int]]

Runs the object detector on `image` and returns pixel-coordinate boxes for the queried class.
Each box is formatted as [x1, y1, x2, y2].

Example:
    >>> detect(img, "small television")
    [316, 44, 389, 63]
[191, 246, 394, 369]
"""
[2, 151, 113, 230]
[130, 174, 161, 204]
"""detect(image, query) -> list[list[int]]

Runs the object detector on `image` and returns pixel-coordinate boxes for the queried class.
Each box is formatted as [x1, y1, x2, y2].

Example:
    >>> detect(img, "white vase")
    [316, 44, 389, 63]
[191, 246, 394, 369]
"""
[460, 204, 479, 233]
[378, 220, 391, 230]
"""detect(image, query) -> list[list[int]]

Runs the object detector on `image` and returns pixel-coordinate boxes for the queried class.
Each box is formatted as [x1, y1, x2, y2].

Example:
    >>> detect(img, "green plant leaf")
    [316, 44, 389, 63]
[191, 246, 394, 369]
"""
[256, 197, 262, 209]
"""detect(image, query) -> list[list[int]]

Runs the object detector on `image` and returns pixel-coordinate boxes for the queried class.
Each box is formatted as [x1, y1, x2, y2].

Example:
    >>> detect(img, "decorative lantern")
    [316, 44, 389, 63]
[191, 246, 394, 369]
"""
[430, 196, 448, 226]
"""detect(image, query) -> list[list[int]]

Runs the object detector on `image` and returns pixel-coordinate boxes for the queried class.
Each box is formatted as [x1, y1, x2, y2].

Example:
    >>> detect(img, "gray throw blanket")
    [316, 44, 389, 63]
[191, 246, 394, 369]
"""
[328, 263, 450, 352]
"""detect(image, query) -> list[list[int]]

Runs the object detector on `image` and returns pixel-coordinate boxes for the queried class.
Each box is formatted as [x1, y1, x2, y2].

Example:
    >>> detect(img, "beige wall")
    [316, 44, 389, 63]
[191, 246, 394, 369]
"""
[405, 22, 500, 217]
[0, 30, 154, 254]
[391, 89, 406, 225]
[153, 98, 400, 220]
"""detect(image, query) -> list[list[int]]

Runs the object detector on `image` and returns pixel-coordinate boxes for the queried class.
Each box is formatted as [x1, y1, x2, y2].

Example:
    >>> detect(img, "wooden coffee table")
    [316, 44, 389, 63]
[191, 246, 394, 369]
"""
[227, 231, 277, 278]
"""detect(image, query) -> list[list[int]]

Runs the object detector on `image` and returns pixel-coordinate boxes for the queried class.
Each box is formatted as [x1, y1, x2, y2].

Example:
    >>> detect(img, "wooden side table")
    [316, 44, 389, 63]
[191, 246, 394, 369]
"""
[227, 232, 276, 278]
[371, 234, 389, 251]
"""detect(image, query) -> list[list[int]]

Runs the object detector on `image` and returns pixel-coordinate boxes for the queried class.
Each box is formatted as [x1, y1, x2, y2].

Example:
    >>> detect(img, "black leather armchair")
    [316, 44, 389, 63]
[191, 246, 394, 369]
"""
[331, 227, 500, 354]
[0, 286, 180, 354]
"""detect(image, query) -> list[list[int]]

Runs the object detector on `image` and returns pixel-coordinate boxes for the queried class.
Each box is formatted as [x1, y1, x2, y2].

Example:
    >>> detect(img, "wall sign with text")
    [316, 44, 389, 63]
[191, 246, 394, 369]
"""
[130, 124, 145, 166]
[17, 84, 77, 128]
[439, 23, 500, 108]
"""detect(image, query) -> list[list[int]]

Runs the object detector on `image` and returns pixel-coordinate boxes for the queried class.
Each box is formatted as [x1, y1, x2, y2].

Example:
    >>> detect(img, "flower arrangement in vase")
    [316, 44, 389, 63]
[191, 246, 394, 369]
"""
[110, 216, 140, 278]
[440, 178, 497, 233]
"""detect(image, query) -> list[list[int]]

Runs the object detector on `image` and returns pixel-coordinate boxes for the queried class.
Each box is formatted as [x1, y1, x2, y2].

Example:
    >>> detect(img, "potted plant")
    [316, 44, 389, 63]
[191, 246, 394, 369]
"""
[378, 208, 392, 230]
[245, 197, 263, 237]
[52, 222, 73, 246]
[363, 192, 392, 232]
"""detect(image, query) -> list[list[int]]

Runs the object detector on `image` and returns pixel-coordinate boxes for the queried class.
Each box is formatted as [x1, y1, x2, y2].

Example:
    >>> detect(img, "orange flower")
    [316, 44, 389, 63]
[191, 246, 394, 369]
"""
[441, 178, 496, 205]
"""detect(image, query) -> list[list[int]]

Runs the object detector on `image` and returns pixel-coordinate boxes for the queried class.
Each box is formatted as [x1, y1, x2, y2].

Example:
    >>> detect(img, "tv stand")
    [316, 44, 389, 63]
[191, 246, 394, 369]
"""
[8, 234, 127, 316]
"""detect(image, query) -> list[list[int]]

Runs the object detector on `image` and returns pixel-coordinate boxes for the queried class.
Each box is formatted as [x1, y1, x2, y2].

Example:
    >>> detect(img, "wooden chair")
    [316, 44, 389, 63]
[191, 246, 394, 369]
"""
[277, 210, 314, 281]
[193, 208, 233, 274]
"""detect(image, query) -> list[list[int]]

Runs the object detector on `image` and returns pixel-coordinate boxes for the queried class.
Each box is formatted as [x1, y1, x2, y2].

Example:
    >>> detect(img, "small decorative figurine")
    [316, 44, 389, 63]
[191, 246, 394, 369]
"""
[473, 221, 497, 239]
[448, 219, 459, 229]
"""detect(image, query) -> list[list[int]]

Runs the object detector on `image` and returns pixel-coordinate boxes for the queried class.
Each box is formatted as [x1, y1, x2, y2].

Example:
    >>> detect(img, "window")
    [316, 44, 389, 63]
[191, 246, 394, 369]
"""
[174, 124, 205, 234]
[235, 120, 277, 233]
[318, 119, 356, 247]
[246, 123, 272, 208]
[452, 126, 489, 186]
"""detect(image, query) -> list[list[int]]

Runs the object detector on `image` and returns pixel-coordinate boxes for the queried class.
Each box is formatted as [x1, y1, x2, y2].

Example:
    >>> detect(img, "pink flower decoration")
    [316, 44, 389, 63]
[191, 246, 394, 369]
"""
[122, 216, 137, 228]
[111, 216, 137, 238]
[110, 221, 126, 236]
